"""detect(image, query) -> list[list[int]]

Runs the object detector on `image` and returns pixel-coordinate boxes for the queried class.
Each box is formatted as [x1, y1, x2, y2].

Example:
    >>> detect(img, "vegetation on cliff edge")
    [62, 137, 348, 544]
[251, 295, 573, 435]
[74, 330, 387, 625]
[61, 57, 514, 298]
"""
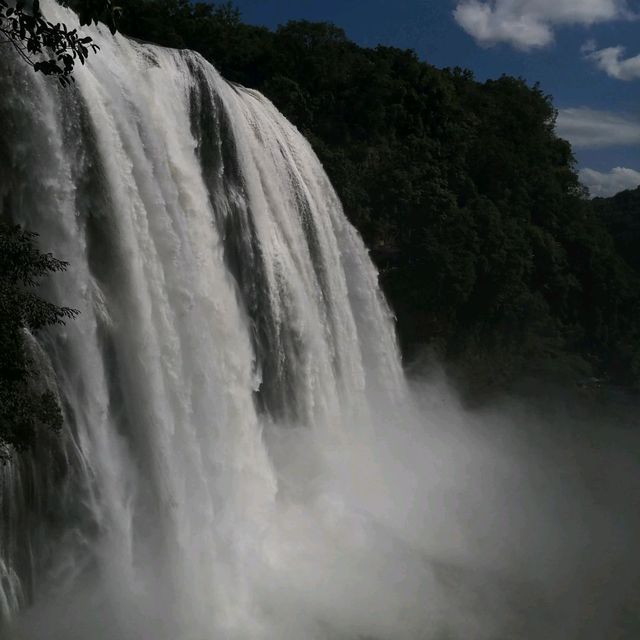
[0, 221, 77, 460]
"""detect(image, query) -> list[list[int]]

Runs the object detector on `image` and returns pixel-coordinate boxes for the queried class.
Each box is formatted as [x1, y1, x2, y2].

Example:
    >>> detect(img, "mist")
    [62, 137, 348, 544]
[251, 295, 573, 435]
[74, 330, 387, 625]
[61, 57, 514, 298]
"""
[12, 370, 639, 640]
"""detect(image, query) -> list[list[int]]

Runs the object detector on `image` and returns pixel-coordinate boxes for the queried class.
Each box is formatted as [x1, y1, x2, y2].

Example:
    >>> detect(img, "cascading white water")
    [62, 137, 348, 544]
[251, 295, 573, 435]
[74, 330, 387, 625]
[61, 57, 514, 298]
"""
[0, 4, 413, 638]
[3, 4, 640, 640]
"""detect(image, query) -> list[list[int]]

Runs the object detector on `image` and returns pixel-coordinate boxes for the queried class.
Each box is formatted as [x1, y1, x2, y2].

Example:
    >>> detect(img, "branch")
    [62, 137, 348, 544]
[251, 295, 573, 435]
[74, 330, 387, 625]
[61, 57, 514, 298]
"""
[0, 0, 100, 85]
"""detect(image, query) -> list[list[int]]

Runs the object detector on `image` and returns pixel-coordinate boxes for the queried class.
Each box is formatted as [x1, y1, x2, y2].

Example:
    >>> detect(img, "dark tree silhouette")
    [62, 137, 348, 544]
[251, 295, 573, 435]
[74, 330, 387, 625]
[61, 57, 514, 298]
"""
[0, 0, 99, 85]
[0, 221, 78, 460]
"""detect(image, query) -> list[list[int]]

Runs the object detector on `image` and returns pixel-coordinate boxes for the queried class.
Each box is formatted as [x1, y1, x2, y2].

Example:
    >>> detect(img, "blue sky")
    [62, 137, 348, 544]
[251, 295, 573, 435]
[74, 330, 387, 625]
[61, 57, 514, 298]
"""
[231, 0, 640, 197]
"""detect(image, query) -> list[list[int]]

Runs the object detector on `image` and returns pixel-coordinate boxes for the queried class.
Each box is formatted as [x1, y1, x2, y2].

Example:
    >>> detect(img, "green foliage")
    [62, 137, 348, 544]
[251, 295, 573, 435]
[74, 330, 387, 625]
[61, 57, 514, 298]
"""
[115, 0, 640, 388]
[0, 221, 77, 460]
[593, 186, 640, 273]
[65, 0, 122, 33]
[0, 0, 99, 85]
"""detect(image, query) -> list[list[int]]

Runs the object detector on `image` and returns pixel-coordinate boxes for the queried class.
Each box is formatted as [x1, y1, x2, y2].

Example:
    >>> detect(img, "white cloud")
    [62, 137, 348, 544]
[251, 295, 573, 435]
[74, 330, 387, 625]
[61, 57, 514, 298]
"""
[585, 44, 640, 80]
[453, 0, 633, 50]
[580, 166, 640, 197]
[555, 107, 640, 148]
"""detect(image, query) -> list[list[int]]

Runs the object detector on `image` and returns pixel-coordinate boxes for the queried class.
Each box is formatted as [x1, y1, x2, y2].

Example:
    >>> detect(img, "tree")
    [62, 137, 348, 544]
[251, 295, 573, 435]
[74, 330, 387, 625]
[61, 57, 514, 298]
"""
[67, 0, 122, 32]
[0, 221, 78, 460]
[0, 0, 99, 85]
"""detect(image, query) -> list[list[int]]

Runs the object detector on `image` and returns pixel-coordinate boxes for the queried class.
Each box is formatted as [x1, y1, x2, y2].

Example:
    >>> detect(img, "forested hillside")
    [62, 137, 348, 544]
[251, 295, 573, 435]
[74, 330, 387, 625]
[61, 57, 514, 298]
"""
[116, 0, 640, 390]
[594, 187, 640, 274]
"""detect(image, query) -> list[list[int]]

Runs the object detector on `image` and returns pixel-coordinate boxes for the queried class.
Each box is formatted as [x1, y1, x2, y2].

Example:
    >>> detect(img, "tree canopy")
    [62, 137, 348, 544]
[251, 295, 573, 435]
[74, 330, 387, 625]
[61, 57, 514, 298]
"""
[594, 186, 640, 273]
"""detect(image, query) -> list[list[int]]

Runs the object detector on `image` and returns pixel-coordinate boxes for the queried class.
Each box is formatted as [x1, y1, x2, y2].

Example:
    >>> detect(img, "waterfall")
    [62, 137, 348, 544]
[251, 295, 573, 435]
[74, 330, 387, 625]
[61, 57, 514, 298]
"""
[0, 4, 412, 638]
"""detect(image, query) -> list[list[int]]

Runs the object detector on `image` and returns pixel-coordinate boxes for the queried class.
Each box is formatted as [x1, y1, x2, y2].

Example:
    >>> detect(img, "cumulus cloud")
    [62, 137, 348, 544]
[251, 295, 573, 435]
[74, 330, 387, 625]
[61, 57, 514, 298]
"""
[555, 107, 640, 148]
[453, 0, 633, 50]
[585, 44, 640, 80]
[580, 166, 640, 197]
